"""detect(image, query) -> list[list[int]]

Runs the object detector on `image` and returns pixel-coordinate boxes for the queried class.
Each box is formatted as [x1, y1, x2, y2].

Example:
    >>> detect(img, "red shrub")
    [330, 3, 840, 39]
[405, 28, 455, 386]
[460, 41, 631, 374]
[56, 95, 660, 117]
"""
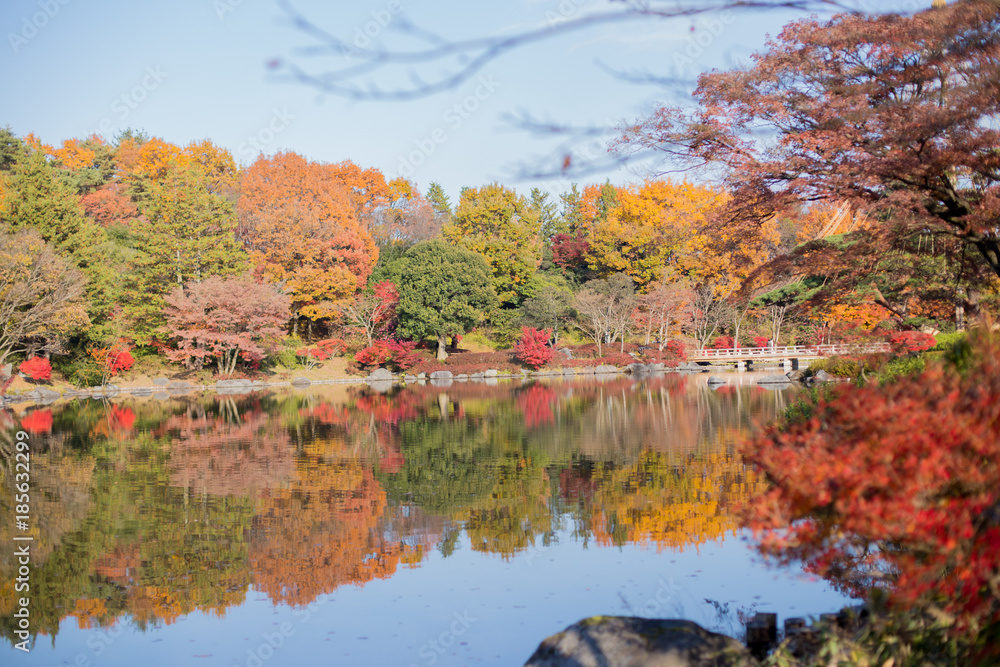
[753, 336, 770, 348]
[354, 339, 423, 373]
[643, 340, 687, 366]
[354, 342, 394, 370]
[107, 349, 134, 375]
[888, 330, 936, 356]
[514, 327, 554, 369]
[19, 357, 51, 381]
[593, 352, 634, 367]
[711, 336, 736, 349]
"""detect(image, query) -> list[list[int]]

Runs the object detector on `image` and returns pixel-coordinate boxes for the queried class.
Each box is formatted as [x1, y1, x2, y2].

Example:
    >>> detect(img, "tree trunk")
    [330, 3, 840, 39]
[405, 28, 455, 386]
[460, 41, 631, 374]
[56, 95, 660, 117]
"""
[437, 335, 449, 361]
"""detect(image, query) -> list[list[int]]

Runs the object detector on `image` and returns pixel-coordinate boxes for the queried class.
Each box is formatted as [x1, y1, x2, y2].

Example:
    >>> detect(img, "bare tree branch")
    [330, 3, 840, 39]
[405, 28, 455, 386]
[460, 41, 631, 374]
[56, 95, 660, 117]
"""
[270, 1, 874, 102]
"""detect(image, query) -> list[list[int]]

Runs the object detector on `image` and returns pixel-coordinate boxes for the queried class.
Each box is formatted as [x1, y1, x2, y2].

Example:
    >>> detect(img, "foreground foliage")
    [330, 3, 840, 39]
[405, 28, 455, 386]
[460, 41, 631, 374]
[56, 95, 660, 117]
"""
[743, 326, 1000, 661]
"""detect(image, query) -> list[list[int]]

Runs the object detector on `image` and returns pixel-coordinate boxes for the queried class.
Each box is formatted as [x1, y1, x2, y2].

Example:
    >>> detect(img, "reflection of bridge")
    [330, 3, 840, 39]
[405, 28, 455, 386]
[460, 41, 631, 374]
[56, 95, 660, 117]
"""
[688, 343, 891, 371]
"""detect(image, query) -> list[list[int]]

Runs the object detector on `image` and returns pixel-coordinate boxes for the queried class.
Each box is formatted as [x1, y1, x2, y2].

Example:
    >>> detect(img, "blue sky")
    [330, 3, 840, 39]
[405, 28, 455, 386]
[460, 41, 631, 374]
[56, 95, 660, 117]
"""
[0, 0, 918, 203]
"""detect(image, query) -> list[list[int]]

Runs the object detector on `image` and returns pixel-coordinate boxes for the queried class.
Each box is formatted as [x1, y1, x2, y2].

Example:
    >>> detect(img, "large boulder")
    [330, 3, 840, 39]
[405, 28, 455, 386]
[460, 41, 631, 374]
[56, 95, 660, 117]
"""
[594, 364, 618, 375]
[167, 380, 196, 395]
[627, 363, 649, 375]
[430, 370, 453, 380]
[812, 369, 836, 383]
[216, 378, 253, 395]
[367, 368, 394, 382]
[524, 616, 757, 667]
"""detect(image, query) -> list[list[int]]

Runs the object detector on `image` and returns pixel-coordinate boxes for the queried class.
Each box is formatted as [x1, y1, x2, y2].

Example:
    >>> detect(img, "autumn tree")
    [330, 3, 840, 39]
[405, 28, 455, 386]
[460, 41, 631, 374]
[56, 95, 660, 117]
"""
[621, 1, 1000, 279]
[573, 273, 637, 355]
[444, 183, 542, 308]
[0, 229, 90, 367]
[343, 281, 399, 347]
[237, 151, 378, 332]
[587, 180, 728, 288]
[162, 275, 290, 377]
[635, 280, 694, 350]
[394, 240, 497, 360]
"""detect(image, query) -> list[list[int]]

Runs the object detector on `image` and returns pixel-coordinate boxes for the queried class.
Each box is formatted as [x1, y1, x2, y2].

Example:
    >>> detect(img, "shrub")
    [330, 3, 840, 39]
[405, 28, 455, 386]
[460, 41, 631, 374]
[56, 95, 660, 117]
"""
[514, 327, 554, 369]
[19, 356, 51, 381]
[752, 335, 770, 348]
[808, 353, 886, 379]
[876, 355, 925, 385]
[354, 339, 422, 373]
[296, 338, 348, 369]
[88, 340, 134, 377]
[711, 335, 735, 349]
[888, 330, 936, 356]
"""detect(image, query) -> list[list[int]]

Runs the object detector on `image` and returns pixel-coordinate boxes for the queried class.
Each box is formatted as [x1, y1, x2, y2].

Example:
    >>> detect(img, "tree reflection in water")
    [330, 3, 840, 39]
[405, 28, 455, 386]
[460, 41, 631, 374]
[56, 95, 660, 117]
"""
[0, 375, 789, 644]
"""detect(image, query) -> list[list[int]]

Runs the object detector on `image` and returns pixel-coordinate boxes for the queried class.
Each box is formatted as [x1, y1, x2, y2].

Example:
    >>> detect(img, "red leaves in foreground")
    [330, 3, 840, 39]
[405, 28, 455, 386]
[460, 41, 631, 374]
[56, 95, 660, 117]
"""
[741, 329, 1000, 638]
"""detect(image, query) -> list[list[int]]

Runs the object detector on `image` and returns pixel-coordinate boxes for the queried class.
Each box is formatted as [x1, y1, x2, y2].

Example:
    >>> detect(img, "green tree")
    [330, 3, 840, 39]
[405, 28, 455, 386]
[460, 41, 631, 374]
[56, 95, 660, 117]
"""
[126, 164, 247, 341]
[0, 145, 125, 333]
[395, 240, 497, 360]
[426, 181, 452, 224]
[519, 275, 574, 347]
[558, 184, 584, 236]
[444, 183, 542, 309]
[529, 187, 559, 241]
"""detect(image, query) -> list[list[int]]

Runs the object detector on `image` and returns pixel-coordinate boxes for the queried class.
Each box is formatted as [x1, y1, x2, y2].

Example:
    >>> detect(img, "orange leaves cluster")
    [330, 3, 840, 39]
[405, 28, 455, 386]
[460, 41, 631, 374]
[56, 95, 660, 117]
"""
[742, 329, 1000, 637]
[237, 152, 380, 320]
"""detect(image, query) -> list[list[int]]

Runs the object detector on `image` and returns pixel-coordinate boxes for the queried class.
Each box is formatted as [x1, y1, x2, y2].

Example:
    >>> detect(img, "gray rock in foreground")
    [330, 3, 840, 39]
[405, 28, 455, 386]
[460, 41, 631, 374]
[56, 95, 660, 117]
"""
[524, 616, 757, 667]
[430, 370, 453, 379]
[594, 364, 618, 374]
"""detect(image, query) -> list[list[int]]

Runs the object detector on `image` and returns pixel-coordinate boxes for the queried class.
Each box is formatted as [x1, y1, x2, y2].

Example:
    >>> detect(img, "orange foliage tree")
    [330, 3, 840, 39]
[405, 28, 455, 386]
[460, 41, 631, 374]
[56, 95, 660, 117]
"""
[237, 152, 379, 329]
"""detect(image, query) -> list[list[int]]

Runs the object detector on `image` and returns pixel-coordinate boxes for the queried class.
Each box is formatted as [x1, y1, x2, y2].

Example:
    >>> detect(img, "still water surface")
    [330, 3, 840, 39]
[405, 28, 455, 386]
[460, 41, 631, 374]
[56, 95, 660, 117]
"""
[1, 373, 854, 666]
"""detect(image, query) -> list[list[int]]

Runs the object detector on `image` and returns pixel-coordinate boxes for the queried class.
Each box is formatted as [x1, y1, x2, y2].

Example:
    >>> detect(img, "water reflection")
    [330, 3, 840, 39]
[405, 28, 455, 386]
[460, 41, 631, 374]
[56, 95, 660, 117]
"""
[1, 374, 788, 647]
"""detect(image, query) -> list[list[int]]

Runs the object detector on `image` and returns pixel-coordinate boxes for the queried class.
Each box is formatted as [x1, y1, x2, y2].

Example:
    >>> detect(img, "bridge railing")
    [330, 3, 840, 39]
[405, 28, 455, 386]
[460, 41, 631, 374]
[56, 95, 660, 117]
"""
[690, 343, 890, 360]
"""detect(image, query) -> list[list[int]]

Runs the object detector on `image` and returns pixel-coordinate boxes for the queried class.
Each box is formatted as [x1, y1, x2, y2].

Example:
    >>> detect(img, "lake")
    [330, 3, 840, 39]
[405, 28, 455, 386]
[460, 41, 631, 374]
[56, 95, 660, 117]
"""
[1, 372, 855, 666]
